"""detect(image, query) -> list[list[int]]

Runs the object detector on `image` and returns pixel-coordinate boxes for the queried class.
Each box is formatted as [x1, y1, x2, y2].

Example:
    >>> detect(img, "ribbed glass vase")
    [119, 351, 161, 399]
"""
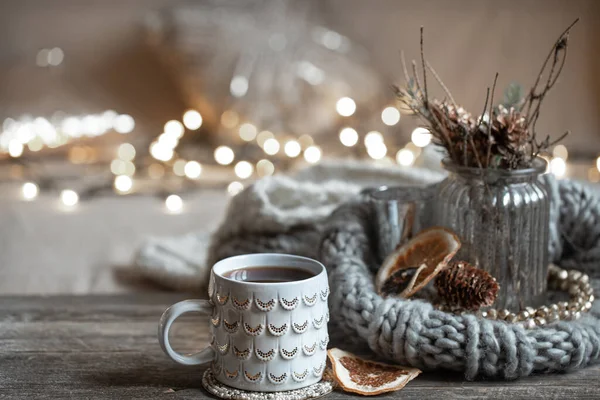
[433, 158, 550, 311]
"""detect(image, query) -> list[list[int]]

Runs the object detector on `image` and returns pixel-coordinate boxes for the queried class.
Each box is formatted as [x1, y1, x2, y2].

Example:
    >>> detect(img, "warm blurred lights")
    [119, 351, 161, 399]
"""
[364, 131, 383, 147]
[22, 182, 38, 200]
[336, 97, 356, 117]
[182, 110, 203, 130]
[411, 127, 432, 147]
[367, 142, 387, 160]
[110, 159, 126, 175]
[298, 134, 314, 148]
[37, 47, 64, 67]
[164, 120, 184, 138]
[114, 175, 133, 193]
[221, 110, 239, 128]
[263, 138, 280, 155]
[157, 133, 178, 149]
[552, 145, 568, 160]
[8, 140, 23, 157]
[339, 127, 358, 147]
[150, 142, 174, 161]
[184, 161, 202, 179]
[257, 131, 274, 147]
[284, 140, 301, 158]
[214, 146, 235, 165]
[123, 161, 136, 176]
[117, 143, 136, 161]
[256, 159, 275, 177]
[113, 114, 135, 134]
[239, 123, 258, 141]
[230, 75, 249, 98]
[550, 157, 567, 178]
[596, 156, 600, 172]
[48, 47, 64, 66]
[165, 195, 183, 213]
[227, 181, 244, 196]
[381, 106, 401, 126]
[404, 142, 422, 158]
[234, 161, 254, 179]
[60, 190, 79, 207]
[303, 146, 322, 164]
[27, 136, 44, 151]
[396, 148, 415, 166]
[172, 159, 187, 177]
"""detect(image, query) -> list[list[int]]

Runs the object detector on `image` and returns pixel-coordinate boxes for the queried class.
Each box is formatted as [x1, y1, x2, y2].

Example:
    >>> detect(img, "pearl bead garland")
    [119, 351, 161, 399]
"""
[438, 265, 594, 329]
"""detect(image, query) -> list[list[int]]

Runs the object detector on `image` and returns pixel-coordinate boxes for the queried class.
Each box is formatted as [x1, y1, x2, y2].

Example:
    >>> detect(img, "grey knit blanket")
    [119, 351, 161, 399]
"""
[319, 183, 600, 380]
[205, 173, 600, 379]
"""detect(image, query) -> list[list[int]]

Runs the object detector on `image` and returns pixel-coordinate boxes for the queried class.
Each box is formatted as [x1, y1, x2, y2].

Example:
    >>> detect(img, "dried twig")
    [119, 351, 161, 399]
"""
[486, 73, 499, 167]
[420, 27, 428, 105]
[393, 20, 575, 170]
[400, 51, 411, 84]
[426, 61, 457, 108]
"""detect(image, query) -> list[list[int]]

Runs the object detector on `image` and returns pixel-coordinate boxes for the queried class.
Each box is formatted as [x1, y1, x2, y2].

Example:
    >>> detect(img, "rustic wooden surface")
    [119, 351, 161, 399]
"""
[0, 294, 599, 399]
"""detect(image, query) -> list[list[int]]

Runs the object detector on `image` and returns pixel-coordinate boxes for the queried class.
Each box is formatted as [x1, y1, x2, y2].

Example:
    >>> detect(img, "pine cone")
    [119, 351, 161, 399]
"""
[435, 261, 499, 310]
[488, 105, 529, 168]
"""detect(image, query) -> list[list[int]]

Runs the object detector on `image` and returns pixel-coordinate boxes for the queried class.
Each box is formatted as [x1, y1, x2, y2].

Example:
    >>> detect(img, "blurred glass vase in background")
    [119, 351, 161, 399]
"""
[433, 158, 550, 311]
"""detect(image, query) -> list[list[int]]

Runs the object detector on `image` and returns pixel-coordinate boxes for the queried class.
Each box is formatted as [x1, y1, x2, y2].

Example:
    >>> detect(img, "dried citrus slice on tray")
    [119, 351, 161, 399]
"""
[327, 348, 421, 396]
[375, 227, 461, 298]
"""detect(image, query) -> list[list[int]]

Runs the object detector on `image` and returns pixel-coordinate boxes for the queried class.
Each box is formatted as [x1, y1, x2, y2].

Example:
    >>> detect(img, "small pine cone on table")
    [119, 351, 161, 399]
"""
[435, 261, 499, 311]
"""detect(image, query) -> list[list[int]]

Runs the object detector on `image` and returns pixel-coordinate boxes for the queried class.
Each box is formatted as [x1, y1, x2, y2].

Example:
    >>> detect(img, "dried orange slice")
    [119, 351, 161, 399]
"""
[327, 348, 421, 396]
[375, 227, 461, 298]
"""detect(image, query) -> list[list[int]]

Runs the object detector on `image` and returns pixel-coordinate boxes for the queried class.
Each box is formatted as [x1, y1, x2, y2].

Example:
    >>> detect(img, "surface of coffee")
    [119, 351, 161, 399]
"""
[224, 266, 315, 283]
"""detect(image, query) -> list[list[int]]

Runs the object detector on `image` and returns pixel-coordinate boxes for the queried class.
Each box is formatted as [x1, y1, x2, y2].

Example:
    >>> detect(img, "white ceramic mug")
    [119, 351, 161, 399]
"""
[158, 253, 329, 392]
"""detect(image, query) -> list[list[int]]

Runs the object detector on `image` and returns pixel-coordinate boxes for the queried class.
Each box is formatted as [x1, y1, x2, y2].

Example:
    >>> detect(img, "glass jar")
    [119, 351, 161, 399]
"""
[433, 158, 550, 311]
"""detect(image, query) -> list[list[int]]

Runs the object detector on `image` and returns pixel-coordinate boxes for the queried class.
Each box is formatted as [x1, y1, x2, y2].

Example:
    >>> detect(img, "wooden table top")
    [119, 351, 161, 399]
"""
[1, 294, 599, 399]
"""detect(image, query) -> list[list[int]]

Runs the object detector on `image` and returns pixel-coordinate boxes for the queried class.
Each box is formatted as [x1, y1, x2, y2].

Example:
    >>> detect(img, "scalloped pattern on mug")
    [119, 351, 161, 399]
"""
[255, 348, 276, 362]
[320, 288, 329, 301]
[292, 369, 309, 382]
[319, 335, 329, 350]
[268, 372, 288, 385]
[313, 315, 325, 329]
[216, 292, 229, 306]
[292, 320, 309, 334]
[232, 296, 252, 311]
[243, 322, 264, 336]
[313, 362, 325, 376]
[303, 342, 317, 356]
[216, 338, 229, 355]
[223, 319, 239, 334]
[255, 297, 276, 312]
[267, 323, 288, 336]
[243, 370, 262, 383]
[279, 297, 299, 310]
[233, 345, 252, 360]
[210, 313, 220, 328]
[303, 293, 317, 306]
[224, 367, 239, 380]
[280, 346, 298, 360]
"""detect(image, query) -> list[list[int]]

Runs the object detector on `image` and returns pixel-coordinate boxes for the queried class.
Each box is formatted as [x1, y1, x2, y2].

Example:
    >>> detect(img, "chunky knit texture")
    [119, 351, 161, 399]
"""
[319, 176, 600, 379]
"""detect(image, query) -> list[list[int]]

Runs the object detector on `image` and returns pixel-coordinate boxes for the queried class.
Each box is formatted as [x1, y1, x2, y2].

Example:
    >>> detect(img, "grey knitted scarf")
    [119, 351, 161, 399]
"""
[207, 173, 600, 380]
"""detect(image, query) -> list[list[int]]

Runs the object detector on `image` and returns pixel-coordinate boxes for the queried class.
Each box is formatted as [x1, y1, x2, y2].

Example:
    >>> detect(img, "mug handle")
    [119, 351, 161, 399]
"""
[158, 299, 215, 366]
